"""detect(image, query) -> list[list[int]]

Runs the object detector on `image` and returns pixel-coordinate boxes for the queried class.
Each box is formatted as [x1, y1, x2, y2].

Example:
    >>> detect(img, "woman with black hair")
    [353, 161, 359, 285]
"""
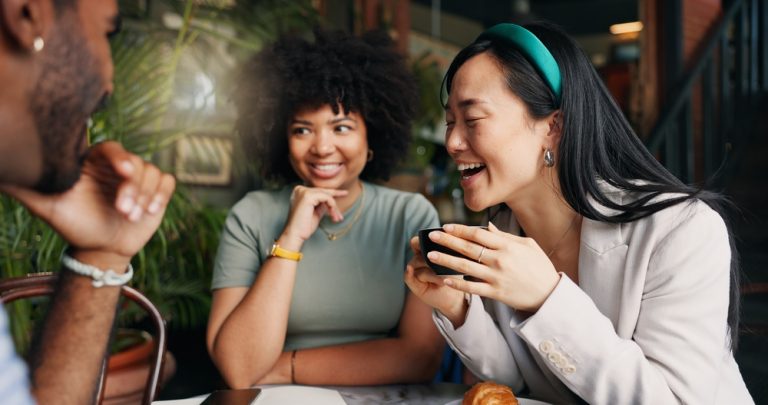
[206, 29, 444, 388]
[405, 22, 753, 404]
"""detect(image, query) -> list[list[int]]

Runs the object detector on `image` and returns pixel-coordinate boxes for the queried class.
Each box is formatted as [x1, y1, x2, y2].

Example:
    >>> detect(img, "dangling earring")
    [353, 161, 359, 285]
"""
[543, 148, 555, 167]
[33, 37, 45, 52]
[367, 149, 374, 162]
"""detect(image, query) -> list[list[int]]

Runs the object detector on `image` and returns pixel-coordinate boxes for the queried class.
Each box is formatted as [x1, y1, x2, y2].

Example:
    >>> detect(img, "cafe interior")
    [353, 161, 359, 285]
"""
[1, 0, 766, 403]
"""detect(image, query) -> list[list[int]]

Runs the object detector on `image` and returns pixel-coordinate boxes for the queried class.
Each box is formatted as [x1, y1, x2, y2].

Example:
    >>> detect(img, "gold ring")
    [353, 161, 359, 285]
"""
[477, 246, 486, 263]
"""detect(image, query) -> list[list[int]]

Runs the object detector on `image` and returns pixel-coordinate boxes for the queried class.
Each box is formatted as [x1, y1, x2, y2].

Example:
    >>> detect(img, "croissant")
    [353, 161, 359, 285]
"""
[462, 381, 519, 405]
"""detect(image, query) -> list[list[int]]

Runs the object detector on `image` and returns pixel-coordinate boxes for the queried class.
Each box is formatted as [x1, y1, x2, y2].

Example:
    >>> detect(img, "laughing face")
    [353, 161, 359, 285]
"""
[445, 52, 556, 212]
[287, 104, 369, 192]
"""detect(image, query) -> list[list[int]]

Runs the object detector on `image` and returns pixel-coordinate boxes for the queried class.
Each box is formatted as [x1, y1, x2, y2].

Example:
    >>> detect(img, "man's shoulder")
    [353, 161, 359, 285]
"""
[0, 309, 34, 405]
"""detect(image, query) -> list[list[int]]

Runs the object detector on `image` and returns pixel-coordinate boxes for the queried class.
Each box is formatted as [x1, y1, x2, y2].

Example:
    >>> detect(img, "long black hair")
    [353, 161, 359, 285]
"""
[444, 22, 741, 347]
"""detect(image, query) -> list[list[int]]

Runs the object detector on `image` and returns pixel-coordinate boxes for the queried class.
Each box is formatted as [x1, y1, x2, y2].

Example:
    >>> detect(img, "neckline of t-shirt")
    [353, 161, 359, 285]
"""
[319, 181, 370, 227]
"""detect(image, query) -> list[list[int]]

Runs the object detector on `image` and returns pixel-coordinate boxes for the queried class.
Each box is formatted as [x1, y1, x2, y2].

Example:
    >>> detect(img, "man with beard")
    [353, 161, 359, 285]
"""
[0, 0, 176, 404]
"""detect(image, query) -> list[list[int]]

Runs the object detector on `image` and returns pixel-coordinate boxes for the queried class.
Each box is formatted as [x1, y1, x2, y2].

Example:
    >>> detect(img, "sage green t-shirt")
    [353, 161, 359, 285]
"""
[211, 182, 439, 350]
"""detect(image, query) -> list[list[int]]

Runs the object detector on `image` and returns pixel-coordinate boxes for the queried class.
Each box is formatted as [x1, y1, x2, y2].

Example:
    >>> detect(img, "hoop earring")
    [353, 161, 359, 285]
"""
[543, 148, 555, 167]
[367, 149, 374, 162]
[33, 37, 45, 52]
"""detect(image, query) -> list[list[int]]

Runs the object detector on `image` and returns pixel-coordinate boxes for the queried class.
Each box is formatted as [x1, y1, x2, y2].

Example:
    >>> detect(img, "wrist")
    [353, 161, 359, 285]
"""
[275, 351, 293, 384]
[441, 290, 469, 328]
[68, 249, 132, 274]
[530, 272, 561, 311]
[277, 232, 305, 252]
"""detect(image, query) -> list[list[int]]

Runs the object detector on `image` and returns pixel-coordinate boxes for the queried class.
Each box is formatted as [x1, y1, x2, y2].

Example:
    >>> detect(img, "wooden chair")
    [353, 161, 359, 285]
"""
[0, 272, 166, 405]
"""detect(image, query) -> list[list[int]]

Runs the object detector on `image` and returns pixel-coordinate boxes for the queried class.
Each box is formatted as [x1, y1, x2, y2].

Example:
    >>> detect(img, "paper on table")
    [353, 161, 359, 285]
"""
[254, 386, 346, 405]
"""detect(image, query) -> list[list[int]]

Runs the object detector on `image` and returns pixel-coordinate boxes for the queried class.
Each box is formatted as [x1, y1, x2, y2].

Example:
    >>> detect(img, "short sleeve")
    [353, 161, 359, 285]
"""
[403, 193, 440, 263]
[211, 200, 264, 290]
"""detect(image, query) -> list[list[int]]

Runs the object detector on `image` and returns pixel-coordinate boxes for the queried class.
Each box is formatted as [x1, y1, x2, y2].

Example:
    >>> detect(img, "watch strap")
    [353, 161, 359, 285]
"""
[270, 243, 302, 261]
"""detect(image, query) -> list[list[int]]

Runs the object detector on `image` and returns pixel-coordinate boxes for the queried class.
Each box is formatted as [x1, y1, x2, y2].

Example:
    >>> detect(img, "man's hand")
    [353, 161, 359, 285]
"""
[0, 141, 175, 261]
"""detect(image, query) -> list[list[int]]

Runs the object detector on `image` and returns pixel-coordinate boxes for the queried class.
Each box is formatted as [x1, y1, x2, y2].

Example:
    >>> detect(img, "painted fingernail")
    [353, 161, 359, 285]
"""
[129, 205, 143, 222]
[427, 251, 438, 260]
[118, 196, 134, 213]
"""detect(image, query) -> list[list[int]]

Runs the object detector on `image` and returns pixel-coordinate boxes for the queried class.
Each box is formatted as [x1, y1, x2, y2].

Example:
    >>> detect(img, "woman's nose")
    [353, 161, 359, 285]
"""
[310, 132, 334, 155]
[445, 128, 467, 154]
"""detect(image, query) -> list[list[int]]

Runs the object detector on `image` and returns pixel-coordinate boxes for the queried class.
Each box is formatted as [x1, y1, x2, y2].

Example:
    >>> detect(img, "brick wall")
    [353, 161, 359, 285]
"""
[683, 0, 722, 63]
[683, 0, 721, 180]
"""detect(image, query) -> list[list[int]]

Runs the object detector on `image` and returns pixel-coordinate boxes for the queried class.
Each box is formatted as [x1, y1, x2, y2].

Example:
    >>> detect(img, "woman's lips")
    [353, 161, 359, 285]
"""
[309, 163, 343, 179]
[458, 163, 487, 180]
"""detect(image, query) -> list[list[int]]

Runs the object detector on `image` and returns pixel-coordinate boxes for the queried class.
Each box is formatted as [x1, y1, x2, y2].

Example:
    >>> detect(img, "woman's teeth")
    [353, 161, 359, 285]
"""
[458, 163, 486, 179]
[313, 163, 341, 172]
[457, 163, 485, 171]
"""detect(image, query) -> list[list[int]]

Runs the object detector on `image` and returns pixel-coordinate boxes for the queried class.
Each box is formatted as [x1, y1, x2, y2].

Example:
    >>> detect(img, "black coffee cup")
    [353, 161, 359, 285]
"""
[418, 226, 487, 276]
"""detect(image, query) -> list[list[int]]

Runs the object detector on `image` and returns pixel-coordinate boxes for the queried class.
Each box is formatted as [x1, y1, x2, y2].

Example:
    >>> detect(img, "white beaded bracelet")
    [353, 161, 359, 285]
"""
[61, 253, 134, 288]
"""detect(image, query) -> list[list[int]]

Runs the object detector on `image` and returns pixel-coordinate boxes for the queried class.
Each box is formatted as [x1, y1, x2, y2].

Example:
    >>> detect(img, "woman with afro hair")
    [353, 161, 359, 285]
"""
[206, 28, 445, 388]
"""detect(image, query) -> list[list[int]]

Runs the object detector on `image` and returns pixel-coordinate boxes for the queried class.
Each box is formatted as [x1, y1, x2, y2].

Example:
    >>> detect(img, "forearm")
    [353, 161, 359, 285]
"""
[276, 337, 444, 386]
[30, 251, 130, 405]
[434, 294, 523, 390]
[211, 257, 299, 388]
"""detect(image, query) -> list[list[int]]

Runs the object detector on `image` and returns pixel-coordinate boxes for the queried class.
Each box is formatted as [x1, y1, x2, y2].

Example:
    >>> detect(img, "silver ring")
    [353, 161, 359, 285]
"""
[476, 246, 486, 263]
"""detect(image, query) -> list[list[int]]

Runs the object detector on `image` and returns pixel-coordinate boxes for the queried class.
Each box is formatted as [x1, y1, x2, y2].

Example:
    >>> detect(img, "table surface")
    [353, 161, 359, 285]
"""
[152, 383, 470, 405]
[332, 383, 468, 404]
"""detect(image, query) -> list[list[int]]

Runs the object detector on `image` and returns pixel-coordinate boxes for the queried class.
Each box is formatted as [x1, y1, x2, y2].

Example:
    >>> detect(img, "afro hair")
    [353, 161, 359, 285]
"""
[232, 28, 419, 184]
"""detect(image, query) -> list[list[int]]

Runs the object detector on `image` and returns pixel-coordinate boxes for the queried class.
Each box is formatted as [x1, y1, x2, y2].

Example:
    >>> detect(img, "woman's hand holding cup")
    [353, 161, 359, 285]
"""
[404, 235, 468, 327]
[425, 223, 560, 313]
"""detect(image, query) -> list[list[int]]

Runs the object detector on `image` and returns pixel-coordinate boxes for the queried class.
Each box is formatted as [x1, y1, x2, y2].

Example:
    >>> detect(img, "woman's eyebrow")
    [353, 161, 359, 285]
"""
[328, 116, 357, 124]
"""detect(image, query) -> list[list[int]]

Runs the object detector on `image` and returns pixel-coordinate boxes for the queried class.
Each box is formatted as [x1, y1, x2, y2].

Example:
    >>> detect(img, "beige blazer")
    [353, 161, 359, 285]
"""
[434, 189, 753, 404]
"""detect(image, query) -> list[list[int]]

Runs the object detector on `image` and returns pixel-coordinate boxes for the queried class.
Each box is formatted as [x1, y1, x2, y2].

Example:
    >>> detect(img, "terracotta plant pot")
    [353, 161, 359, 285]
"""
[103, 329, 176, 405]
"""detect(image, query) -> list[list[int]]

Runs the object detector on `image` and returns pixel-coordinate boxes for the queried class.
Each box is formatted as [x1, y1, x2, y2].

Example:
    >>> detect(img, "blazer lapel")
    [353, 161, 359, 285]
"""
[578, 217, 629, 329]
[577, 185, 630, 329]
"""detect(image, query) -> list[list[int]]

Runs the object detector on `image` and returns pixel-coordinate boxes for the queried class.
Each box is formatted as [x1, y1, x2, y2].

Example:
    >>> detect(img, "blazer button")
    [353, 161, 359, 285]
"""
[547, 352, 562, 363]
[563, 365, 576, 374]
[539, 340, 554, 353]
[555, 356, 569, 368]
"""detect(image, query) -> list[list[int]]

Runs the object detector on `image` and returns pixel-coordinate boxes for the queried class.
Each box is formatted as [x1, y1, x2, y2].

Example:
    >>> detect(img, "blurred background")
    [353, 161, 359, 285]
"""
[1, 0, 766, 403]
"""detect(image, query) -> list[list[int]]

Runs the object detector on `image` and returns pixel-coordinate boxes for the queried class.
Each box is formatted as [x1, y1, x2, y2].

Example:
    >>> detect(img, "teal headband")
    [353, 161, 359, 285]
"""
[477, 23, 562, 104]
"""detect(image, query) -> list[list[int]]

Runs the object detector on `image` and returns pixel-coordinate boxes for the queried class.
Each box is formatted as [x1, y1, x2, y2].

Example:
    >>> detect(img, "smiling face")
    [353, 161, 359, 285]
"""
[287, 104, 369, 192]
[28, 0, 118, 193]
[445, 52, 557, 212]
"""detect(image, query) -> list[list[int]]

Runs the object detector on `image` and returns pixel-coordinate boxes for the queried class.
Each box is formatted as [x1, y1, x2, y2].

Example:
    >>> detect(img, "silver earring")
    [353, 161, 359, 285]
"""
[544, 149, 555, 167]
[33, 37, 45, 52]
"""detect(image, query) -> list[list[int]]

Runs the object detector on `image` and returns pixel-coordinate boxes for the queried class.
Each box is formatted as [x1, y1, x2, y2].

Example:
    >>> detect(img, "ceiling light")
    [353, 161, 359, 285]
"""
[610, 21, 643, 35]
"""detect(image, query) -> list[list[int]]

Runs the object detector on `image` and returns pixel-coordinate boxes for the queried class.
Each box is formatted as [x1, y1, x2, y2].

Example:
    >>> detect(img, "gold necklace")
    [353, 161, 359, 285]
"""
[318, 184, 366, 241]
[546, 214, 579, 257]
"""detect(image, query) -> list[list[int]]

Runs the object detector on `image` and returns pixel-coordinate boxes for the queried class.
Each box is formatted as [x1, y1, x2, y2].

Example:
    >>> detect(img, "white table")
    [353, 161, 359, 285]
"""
[153, 383, 468, 405]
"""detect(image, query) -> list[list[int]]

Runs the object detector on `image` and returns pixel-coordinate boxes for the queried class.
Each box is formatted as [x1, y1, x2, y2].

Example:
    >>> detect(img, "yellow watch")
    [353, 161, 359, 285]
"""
[269, 243, 303, 261]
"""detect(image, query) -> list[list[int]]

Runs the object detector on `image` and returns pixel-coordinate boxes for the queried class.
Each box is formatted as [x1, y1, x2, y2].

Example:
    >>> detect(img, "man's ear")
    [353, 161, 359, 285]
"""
[0, 0, 53, 52]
